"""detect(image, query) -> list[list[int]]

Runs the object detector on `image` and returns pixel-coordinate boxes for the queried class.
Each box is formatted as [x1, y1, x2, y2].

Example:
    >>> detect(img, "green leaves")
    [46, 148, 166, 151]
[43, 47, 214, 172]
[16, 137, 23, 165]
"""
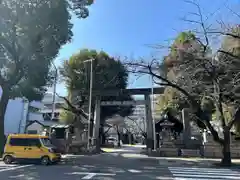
[69, 0, 94, 18]
[0, 0, 73, 101]
[60, 49, 133, 123]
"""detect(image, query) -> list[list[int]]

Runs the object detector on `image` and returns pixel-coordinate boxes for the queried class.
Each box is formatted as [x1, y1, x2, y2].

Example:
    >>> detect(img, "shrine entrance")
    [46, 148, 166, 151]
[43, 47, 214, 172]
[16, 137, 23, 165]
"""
[83, 87, 165, 150]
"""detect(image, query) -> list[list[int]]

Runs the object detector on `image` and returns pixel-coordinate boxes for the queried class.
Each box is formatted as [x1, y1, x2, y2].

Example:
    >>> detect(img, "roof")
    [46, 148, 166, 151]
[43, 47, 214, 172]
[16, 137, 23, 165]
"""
[8, 134, 48, 138]
[26, 120, 46, 128]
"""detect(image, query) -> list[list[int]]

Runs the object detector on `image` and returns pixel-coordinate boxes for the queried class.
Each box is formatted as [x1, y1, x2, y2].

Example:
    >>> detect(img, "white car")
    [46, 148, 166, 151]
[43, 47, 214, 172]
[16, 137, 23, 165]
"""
[107, 137, 118, 147]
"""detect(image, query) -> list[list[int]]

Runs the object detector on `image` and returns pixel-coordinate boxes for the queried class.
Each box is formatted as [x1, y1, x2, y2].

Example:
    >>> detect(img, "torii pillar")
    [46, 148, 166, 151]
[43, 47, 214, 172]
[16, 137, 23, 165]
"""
[93, 96, 101, 151]
[144, 94, 154, 150]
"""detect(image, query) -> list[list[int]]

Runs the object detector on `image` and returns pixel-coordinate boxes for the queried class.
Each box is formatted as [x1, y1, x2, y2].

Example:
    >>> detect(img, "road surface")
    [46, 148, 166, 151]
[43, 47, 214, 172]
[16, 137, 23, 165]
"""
[0, 145, 239, 179]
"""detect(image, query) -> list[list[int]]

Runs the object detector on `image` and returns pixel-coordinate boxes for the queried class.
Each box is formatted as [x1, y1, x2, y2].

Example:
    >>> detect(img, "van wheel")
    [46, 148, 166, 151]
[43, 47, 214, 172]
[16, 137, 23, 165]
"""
[3, 155, 13, 164]
[41, 156, 50, 166]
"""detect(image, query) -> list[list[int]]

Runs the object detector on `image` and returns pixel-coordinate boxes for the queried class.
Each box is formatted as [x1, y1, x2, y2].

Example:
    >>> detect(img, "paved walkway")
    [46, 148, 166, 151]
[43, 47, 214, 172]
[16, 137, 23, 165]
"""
[102, 145, 240, 167]
[101, 144, 145, 153]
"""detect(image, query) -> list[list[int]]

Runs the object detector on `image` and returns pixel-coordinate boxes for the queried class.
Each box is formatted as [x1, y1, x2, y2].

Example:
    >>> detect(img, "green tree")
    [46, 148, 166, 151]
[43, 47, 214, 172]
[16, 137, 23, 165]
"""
[156, 31, 212, 127]
[59, 49, 133, 143]
[128, 25, 240, 166]
[0, 0, 93, 155]
[69, 0, 94, 18]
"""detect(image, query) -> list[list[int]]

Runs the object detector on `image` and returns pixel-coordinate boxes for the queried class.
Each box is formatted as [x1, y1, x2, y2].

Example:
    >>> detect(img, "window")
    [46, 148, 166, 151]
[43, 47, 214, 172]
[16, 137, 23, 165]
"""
[28, 106, 40, 113]
[27, 130, 38, 134]
[52, 128, 65, 139]
[9, 138, 41, 146]
[40, 138, 52, 147]
[9, 138, 28, 146]
[28, 138, 41, 146]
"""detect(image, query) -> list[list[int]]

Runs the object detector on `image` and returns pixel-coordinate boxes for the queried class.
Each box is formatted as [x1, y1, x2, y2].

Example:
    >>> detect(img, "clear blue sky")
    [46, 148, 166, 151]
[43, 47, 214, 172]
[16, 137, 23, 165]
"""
[53, 0, 239, 95]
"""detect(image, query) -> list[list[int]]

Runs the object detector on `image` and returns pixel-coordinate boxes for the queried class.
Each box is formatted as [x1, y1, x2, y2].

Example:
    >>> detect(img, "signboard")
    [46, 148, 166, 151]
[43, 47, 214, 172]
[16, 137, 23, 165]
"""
[100, 100, 145, 106]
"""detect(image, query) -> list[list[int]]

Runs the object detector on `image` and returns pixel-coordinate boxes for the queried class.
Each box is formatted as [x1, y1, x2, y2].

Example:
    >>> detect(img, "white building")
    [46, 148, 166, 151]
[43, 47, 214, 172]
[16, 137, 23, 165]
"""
[124, 96, 161, 132]
[41, 92, 65, 126]
[3, 95, 45, 135]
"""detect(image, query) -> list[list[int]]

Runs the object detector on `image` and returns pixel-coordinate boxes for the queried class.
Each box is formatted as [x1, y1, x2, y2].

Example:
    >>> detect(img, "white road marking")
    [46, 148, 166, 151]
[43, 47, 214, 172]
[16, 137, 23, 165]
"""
[66, 172, 116, 179]
[0, 165, 32, 172]
[169, 166, 240, 180]
[128, 169, 142, 173]
[82, 173, 97, 179]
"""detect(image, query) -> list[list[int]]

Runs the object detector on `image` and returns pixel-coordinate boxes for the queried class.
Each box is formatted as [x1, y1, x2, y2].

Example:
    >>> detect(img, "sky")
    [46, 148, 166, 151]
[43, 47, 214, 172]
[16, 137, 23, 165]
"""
[52, 0, 240, 96]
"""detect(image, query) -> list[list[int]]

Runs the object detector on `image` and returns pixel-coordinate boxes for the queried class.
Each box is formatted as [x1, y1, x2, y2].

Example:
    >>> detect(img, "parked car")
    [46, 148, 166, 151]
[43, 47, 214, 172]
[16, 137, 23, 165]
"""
[3, 134, 61, 165]
[106, 137, 118, 147]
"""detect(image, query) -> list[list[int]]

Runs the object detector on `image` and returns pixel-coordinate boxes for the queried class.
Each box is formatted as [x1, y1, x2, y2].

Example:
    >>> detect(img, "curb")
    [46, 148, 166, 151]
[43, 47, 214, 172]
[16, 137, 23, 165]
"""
[62, 152, 103, 159]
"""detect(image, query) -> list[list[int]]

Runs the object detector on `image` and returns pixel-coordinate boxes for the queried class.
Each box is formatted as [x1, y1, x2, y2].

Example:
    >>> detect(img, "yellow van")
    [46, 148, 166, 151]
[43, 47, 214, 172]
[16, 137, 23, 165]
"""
[3, 134, 61, 165]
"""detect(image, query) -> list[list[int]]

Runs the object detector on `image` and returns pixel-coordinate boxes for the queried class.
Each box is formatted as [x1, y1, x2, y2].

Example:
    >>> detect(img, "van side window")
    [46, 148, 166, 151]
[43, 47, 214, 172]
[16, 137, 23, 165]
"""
[28, 138, 41, 146]
[9, 138, 28, 146]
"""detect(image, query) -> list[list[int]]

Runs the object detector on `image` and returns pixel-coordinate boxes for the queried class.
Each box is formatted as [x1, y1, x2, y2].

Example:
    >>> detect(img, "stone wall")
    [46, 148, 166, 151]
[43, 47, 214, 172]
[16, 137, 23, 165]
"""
[203, 136, 240, 158]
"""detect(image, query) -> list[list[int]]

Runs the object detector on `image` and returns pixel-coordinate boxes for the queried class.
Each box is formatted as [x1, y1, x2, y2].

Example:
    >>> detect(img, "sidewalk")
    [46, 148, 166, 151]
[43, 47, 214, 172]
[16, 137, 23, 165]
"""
[121, 153, 240, 167]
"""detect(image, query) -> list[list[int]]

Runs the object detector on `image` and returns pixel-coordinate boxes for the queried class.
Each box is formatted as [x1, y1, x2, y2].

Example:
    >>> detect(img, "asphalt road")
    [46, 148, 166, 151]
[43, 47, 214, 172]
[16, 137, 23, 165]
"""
[0, 145, 239, 180]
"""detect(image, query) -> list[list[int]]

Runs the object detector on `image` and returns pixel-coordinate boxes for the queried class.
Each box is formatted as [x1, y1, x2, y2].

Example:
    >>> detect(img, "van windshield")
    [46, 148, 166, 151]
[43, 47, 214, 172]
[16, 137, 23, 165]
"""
[40, 138, 53, 147]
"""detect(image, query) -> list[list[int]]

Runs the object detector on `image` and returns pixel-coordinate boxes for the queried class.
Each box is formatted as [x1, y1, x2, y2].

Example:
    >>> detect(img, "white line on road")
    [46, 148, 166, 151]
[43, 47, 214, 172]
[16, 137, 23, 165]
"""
[128, 169, 142, 173]
[66, 172, 116, 179]
[82, 173, 96, 179]
[169, 166, 240, 180]
[0, 165, 32, 173]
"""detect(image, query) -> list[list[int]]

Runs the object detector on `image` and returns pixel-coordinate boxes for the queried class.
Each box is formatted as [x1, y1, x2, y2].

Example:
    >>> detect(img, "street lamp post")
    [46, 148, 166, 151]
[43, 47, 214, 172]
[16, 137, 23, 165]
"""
[51, 63, 58, 121]
[85, 58, 94, 150]
[74, 58, 95, 150]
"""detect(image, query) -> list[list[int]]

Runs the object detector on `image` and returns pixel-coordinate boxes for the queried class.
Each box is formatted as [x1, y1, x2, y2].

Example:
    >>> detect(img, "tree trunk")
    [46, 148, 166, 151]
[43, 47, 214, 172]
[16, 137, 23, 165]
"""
[221, 128, 232, 166]
[0, 90, 9, 156]
[99, 126, 104, 145]
[117, 132, 121, 147]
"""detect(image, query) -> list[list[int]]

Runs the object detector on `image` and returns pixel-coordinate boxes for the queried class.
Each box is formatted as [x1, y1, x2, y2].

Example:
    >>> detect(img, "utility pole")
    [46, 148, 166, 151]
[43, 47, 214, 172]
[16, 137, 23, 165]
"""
[51, 63, 58, 121]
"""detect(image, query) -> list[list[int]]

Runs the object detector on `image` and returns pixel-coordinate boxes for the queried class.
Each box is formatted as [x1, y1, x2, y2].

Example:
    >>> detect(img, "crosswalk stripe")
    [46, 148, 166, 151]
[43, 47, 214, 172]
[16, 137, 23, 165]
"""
[169, 166, 240, 180]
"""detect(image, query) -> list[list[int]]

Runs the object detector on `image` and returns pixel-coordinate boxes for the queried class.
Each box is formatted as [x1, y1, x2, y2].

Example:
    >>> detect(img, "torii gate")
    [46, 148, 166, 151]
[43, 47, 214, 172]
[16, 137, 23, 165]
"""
[89, 87, 165, 150]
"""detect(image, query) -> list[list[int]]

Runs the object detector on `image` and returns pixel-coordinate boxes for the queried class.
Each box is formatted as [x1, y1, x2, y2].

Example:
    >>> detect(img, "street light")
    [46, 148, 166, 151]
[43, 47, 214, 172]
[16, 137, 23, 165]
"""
[51, 62, 58, 121]
[74, 58, 95, 150]
[84, 58, 94, 150]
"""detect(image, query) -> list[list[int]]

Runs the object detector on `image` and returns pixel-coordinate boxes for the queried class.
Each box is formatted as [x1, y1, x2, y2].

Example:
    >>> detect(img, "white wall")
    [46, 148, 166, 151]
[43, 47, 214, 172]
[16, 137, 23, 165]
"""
[29, 101, 44, 109]
[0, 86, 45, 135]
[28, 112, 44, 122]
[26, 122, 43, 134]
[4, 98, 25, 135]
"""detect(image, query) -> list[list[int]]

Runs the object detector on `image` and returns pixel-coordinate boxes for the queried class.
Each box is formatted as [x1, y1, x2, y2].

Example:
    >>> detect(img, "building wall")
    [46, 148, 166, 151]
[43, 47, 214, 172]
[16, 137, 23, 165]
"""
[124, 97, 161, 133]
[41, 92, 64, 123]
[1, 86, 45, 135]
[4, 98, 26, 135]
[3, 98, 44, 135]
[26, 122, 44, 134]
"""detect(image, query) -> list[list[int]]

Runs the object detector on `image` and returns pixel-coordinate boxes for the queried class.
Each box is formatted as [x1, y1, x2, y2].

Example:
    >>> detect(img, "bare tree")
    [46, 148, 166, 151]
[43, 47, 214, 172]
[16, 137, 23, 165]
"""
[125, 117, 147, 139]
[124, 1, 240, 166]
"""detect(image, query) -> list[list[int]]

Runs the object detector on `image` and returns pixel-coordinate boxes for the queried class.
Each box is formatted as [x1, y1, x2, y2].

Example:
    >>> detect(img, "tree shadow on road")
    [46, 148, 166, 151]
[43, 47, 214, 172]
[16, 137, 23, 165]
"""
[4, 153, 240, 180]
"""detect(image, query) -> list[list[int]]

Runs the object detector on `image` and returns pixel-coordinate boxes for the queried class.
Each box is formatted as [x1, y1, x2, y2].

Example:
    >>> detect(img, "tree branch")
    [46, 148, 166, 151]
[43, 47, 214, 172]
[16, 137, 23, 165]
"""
[218, 50, 240, 60]
[103, 126, 112, 135]
[228, 107, 240, 129]
[126, 116, 146, 134]
[56, 93, 94, 124]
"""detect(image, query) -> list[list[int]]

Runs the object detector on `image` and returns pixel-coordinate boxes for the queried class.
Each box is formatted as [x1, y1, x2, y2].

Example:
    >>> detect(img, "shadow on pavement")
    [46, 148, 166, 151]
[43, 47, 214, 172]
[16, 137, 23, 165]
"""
[4, 152, 173, 180]
[2, 146, 240, 180]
